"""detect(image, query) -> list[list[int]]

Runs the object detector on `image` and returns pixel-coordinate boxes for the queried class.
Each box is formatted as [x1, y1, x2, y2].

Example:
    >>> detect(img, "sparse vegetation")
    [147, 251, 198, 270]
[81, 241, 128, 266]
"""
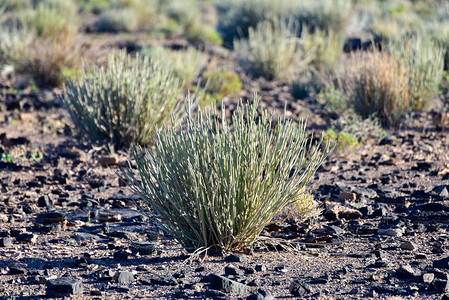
[340, 50, 411, 127]
[94, 8, 139, 32]
[203, 70, 242, 100]
[234, 20, 308, 81]
[62, 51, 188, 149]
[123, 97, 334, 252]
[389, 35, 444, 110]
[324, 128, 360, 152]
[140, 46, 205, 89]
[302, 27, 345, 72]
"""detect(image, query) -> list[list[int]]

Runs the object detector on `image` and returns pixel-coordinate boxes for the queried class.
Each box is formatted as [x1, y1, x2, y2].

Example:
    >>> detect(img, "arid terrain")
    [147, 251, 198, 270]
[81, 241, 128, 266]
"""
[1, 0, 449, 299]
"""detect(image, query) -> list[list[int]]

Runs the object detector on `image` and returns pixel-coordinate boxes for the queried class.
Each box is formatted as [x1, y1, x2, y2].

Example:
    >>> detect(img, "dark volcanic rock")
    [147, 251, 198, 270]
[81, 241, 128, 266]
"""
[36, 211, 67, 225]
[246, 288, 274, 300]
[208, 274, 253, 294]
[46, 278, 83, 296]
[225, 254, 248, 263]
[433, 257, 449, 269]
[289, 280, 311, 297]
[149, 275, 178, 286]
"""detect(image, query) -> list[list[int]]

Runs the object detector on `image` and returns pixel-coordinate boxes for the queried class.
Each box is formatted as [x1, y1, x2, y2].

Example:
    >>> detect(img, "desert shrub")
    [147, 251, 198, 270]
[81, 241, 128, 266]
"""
[203, 70, 242, 100]
[18, 0, 78, 37]
[93, 0, 158, 32]
[0, 26, 34, 66]
[389, 35, 444, 110]
[425, 21, 449, 70]
[123, 96, 333, 252]
[161, 0, 200, 30]
[234, 20, 310, 81]
[302, 27, 344, 72]
[316, 83, 347, 115]
[324, 129, 359, 152]
[62, 51, 186, 148]
[215, 0, 291, 44]
[330, 112, 387, 143]
[293, 0, 352, 33]
[94, 8, 139, 32]
[2, 0, 31, 11]
[140, 46, 205, 89]
[342, 50, 410, 127]
[0, 24, 81, 87]
[185, 24, 223, 46]
[78, 0, 111, 14]
[291, 71, 326, 100]
[25, 30, 83, 87]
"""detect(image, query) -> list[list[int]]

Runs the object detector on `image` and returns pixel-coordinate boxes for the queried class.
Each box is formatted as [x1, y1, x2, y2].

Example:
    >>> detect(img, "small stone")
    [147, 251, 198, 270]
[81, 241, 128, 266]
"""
[246, 288, 274, 300]
[396, 264, 421, 279]
[423, 273, 435, 284]
[46, 278, 83, 296]
[289, 280, 311, 297]
[16, 233, 37, 244]
[150, 275, 178, 286]
[325, 203, 362, 220]
[98, 213, 122, 223]
[428, 277, 449, 293]
[400, 241, 417, 251]
[37, 195, 53, 208]
[338, 191, 357, 202]
[0, 237, 12, 247]
[204, 289, 227, 297]
[114, 271, 134, 284]
[37, 212, 67, 226]
[252, 265, 265, 273]
[225, 266, 245, 276]
[378, 228, 403, 237]
[10, 267, 26, 274]
[433, 257, 449, 269]
[415, 253, 427, 259]
[225, 254, 248, 263]
[208, 274, 253, 294]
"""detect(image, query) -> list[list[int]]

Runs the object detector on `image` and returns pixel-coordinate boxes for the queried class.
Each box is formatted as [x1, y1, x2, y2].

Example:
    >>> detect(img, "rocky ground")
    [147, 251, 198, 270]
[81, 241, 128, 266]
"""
[0, 45, 449, 300]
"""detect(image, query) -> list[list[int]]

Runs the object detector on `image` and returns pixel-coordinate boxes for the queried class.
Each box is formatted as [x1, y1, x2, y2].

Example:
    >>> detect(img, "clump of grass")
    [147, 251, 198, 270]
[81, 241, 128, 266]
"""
[0, 26, 34, 66]
[140, 46, 205, 89]
[324, 128, 360, 152]
[94, 8, 139, 32]
[425, 21, 449, 70]
[0, 25, 83, 87]
[216, 0, 288, 44]
[62, 51, 187, 149]
[185, 24, 223, 46]
[293, 0, 352, 33]
[234, 20, 309, 81]
[302, 27, 344, 72]
[25, 29, 83, 87]
[123, 96, 334, 252]
[203, 70, 242, 100]
[18, 0, 79, 38]
[342, 50, 410, 127]
[93, 0, 158, 32]
[389, 35, 444, 110]
[316, 83, 347, 115]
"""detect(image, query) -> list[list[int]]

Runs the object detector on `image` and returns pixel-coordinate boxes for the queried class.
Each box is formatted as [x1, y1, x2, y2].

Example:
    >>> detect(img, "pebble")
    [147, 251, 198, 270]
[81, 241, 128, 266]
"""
[0, 237, 12, 247]
[46, 278, 83, 296]
[378, 228, 403, 237]
[289, 280, 311, 297]
[400, 241, 417, 251]
[208, 274, 253, 294]
[114, 271, 134, 284]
